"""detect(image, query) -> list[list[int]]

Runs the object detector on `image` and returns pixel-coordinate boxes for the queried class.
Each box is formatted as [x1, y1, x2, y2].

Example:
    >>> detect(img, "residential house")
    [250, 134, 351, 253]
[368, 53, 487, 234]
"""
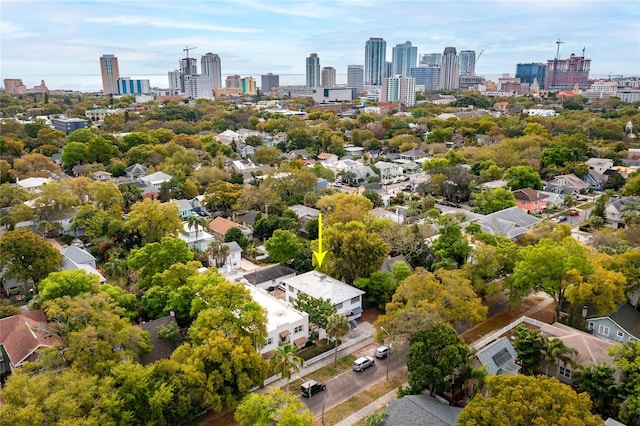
[139, 171, 172, 190]
[544, 174, 590, 196]
[208, 216, 253, 241]
[234, 210, 260, 229]
[215, 129, 241, 145]
[513, 188, 548, 214]
[139, 313, 179, 365]
[605, 196, 639, 228]
[288, 149, 311, 160]
[318, 152, 339, 164]
[464, 206, 541, 240]
[125, 163, 148, 179]
[92, 171, 113, 181]
[538, 190, 564, 208]
[478, 179, 508, 190]
[587, 304, 640, 343]
[351, 165, 377, 184]
[289, 204, 321, 224]
[170, 199, 193, 218]
[587, 158, 614, 175]
[344, 146, 364, 158]
[15, 177, 52, 193]
[0, 310, 63, 375]
[242, 264, 297, 291]
[179, 221, 214, 251]
[369, 207, 406, 224]
[282, 271, 365, 322]
[383, 394, 462, 426]
[375, 161, 404, 184]
[61, 245, 106, 282]
[399, 149, 427, 162]
[245, 284, 309, 357]
[475, 336, 520, 375]
[211, 241, 243, 273]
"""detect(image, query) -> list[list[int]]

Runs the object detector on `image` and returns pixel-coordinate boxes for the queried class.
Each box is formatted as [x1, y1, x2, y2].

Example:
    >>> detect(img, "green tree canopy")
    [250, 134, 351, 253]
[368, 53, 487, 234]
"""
[292, 293, 336, 330]
[471, 187, 517, 215]
[125, 199, 182, 245]
[457, 375, 602, 426]
[38, 270, 101, 301]
[265, 229, 304, 264]
[234, 387, 313, 426]
[127, 237, 195, 289]
[502, 165, 543, 190]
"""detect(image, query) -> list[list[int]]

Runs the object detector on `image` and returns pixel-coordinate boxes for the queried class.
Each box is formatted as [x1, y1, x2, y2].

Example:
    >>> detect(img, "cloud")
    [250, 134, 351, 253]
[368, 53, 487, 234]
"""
[84, 15, 261, 34]
[0, 21, 37, 39]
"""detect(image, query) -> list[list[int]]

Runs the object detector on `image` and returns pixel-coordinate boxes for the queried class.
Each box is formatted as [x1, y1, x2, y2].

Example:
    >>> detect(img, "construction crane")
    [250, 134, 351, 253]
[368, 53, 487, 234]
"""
[182, 46, 197, 75]
[183, 45, 197, 58]
[466, 49, 484, 76]
[552, 39, 564, 89]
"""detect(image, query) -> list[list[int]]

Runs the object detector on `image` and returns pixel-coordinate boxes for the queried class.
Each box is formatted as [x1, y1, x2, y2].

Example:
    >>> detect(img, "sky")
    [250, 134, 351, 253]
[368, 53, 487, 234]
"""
[1, 0, 639, 91]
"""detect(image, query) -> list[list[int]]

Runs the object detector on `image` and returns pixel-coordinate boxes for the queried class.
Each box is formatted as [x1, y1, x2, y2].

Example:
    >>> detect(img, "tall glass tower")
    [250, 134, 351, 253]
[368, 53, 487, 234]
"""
[364, 37, 386, 86]
[440, 47, 460, 90]
[306, 53, 320, 87]
[458, 50, 476, 76]
[201, 53, 222, 88]
[391, 41, 418, 77]
[99, 54, 120, 95]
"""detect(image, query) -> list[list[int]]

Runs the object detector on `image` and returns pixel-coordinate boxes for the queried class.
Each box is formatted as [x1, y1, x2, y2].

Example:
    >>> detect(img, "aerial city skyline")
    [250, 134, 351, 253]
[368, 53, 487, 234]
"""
[1, 0, 638, 91]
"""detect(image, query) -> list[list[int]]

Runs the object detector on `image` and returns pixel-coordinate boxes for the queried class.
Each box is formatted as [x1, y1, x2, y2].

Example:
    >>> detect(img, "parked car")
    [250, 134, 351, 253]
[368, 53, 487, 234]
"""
[375, 345, 392, 359]
[569, 210, 580, 216]
[552, 215, 568, 223]
[352, 356, 375, 372]
[300, 380, 326, 397]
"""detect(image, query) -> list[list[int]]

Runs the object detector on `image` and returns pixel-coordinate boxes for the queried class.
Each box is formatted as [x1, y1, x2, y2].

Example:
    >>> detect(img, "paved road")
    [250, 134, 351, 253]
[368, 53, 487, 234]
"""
[300, 348, 407, 416]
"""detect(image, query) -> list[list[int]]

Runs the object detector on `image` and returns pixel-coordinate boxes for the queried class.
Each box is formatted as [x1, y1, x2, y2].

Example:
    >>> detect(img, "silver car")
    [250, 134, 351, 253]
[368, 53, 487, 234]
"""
[352, 356, 375, 372]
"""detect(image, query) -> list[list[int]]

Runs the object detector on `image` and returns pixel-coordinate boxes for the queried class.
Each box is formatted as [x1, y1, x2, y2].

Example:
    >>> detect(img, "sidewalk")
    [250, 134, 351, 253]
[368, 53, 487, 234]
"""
[333, 387, 399, 426]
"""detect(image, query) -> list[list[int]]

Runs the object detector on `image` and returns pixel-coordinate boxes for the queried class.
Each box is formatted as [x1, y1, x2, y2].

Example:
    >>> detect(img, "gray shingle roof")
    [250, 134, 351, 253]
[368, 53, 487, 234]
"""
[383, 394, 461, 426]
[62, 246, 95, 265]
[609, 304, 640, 339]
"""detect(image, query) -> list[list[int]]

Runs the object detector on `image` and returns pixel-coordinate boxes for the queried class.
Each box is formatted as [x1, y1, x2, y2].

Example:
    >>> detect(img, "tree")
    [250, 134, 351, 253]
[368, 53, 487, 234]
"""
[0, 228, 61, 292]
[353, 271, 398, 310]
[316, 192, 373, 225]
[43, 293, 150, 375]
[376, 268, 487, 336]
[88, 180, 123, 210]
[610, 341, 640, 424]
[326, 312, 350, 367]
[471, 187, 517, 214]
[31, 180, 79, 220]
[186, 214, 207, 243]
[0, 368, 125, 425]
[405, 322, 470, 396]
[543, 337, 578, 376]
[509, 237, 592, 320]
[270, 342, 303, 402]
[61, 141, 89, 171]
[511, 324, 547, 375]
[503, 165, 543, 190]
[458, 375, 601, 425]
[292, 293, 336, 330]
[431, 217, 471, 268]
[203, 180, 243, 216]
[38, 270, 101, 301]
[264, 230, 303, 264]
[127, 237, 195, 289]
[573, 363, 622, 419]
[323, 221, 390, 284]
[125, 199, 182, 245]
[224, 226, 250, 250]
[234, 388, 313, 426]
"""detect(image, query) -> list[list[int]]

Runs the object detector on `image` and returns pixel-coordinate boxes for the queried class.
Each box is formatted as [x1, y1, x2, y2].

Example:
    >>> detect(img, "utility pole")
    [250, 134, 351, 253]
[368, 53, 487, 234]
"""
[381, 326, 391, 380]
[552, 39, 563, 90]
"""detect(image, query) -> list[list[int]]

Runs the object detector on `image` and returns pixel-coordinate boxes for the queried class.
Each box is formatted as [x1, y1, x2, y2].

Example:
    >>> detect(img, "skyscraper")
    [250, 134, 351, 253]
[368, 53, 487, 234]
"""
[440, 47, 460, 90]
[201, 53, 222, 88]
[380, 76, 416, 106]
[306, 53, 320, 87]
[321, 66, 336, 87]
[261, 73, 280, 92]
[364, 37, 386, 86]
[410, 66, 441, 92]
[544, 53, 591, 90]
[458, 50, 476, 76]
[419, 53, 441, 67]
[516, 63, 547, 89]
[180, 57, 197, 76]
[99, 54, 120, 95]
[391, 41, 418, 77]
[347, 65, 364, 91]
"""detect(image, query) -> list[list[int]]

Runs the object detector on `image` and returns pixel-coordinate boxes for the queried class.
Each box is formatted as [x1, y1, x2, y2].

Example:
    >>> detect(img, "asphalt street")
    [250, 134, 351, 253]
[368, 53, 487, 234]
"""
[300, 347, 407, 416]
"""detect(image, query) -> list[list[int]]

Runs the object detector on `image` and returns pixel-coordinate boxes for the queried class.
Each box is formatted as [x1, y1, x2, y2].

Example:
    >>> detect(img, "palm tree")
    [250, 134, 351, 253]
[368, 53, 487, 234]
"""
[326, 312, 350, 367]
[270, 342, 303, 404]
[37, 220, 53, 238]
[543, 337, 579, 376]
[102, 257, 129, 284]
[186, 215, 207, 247]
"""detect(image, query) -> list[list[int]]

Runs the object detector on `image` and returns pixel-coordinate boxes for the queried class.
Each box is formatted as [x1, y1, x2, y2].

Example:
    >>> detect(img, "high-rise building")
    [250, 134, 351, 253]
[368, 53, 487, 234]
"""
[321, 66, 336, 87]
[180, 57, 197, 76]
[516, 63, 547, 89]
[201, 53, 222, 88]
[458, 50, 476, 76]
[241, 77, 257, 95]
[380, 76, 416, 106]
[99, 54, 120, 95]
[306, 53, 320, 87]
[261, 73, 280, 91]
[364, 37, 386, 86]
[117, 77, 151, 95]
[391, 41, 418, 77]
[226, 74, 242, 88]
[440, 47, 459, 90]
[385, 62, 393, 79]
[544, 53, 591, 90]
[347, 65, 364, 91]
[168, 70, 183, 95]
[410, 66, 441, 92]
[420, 53, 442, 67]
[4, 79, 25, 95]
